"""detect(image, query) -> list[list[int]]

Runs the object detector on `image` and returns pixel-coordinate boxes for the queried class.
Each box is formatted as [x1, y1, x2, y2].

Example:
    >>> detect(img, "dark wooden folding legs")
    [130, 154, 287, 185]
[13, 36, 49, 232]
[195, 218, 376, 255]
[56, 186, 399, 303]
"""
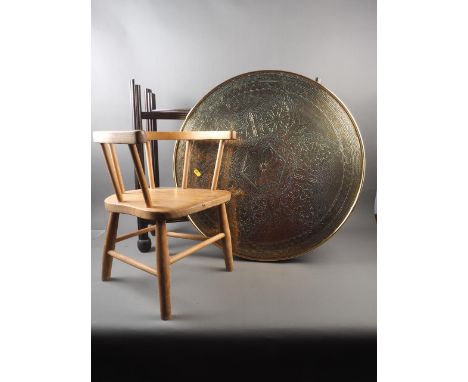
[219, 203, 234, 272]
[102, 212, 120, 281]
[155, 219, 171, 320]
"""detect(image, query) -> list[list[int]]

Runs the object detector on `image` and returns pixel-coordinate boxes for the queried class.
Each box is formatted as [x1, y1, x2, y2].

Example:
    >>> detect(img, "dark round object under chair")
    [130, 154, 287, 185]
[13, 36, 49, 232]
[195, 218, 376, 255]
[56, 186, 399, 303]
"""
[137, 238, 152, 253]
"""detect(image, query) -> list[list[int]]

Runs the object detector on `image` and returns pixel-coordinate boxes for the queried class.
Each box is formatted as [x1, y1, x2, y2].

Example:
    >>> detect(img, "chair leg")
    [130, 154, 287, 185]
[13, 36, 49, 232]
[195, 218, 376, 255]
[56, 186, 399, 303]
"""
[218, 203, 234, 272]
[156, 218, 171, 320]
[102, 212, 119, 281]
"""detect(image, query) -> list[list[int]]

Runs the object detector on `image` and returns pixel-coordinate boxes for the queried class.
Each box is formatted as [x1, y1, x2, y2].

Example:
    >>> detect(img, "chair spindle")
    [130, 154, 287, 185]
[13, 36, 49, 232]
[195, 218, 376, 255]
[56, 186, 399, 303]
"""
[181, 140, 192, 189]
[211, 140, 225, 190]
[101, 143, 123, 202]
[110, 144, 125, 193]
[129, 144, 152, 207]
[145, 141, 156, 188]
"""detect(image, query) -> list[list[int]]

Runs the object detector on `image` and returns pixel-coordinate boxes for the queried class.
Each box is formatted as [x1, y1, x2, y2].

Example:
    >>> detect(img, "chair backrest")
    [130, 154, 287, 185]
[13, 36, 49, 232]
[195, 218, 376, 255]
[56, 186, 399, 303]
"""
[93, 130, 237, 207]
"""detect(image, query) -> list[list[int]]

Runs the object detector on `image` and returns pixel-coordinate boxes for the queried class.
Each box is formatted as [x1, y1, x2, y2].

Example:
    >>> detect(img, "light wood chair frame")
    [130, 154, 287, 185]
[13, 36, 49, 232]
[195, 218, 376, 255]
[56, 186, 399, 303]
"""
[93, 129, 237, 320]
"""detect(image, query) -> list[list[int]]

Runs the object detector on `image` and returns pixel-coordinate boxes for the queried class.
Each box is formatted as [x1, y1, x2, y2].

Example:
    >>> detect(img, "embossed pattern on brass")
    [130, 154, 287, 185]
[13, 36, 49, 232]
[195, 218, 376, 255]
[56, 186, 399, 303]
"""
[174, 71, 365, 261]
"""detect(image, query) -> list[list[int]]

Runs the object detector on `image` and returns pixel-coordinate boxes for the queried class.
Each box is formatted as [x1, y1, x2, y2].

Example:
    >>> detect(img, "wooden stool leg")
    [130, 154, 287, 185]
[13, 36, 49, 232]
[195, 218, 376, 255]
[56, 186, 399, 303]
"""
[156, 218, 171, 320]
[218, 203, 234, 272]
[102, 212, 119, 281]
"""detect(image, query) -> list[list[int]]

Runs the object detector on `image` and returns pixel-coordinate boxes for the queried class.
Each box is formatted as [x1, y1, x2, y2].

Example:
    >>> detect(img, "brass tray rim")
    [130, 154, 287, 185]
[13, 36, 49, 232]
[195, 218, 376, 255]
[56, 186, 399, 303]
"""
[172, 69, 366, 261]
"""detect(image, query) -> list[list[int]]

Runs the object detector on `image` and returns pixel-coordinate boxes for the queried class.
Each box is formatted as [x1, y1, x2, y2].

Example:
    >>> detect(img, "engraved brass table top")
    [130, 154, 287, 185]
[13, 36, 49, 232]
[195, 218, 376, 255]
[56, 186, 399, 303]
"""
[174, 70, 365, 261]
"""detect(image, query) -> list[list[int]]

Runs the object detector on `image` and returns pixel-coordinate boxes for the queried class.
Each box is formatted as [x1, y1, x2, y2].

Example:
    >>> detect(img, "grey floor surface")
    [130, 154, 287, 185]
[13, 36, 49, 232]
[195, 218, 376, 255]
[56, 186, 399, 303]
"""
[92, 197, 376, 337]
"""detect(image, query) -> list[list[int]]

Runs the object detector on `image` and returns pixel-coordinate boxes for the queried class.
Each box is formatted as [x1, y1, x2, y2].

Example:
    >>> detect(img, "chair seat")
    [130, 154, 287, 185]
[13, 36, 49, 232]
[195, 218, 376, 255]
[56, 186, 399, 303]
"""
[104, 187, 231, 220]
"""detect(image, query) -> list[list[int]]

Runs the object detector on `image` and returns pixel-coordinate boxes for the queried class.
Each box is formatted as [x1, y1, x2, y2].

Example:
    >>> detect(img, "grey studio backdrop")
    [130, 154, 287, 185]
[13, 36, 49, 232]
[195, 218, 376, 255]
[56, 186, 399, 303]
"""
[91, 0, 376, 231]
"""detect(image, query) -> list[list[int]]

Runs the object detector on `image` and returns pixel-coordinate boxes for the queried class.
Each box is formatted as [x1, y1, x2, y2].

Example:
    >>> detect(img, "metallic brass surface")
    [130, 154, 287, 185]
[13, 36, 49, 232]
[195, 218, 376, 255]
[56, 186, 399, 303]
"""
[174, 71, 365, 261]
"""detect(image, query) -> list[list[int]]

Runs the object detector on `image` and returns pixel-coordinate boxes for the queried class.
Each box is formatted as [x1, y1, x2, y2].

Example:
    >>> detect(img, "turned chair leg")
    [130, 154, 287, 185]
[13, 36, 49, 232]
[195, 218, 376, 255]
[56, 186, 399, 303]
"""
[218, 203, 234, 272]
[156, 218, 171, 320]
[102, 212, 119, 281]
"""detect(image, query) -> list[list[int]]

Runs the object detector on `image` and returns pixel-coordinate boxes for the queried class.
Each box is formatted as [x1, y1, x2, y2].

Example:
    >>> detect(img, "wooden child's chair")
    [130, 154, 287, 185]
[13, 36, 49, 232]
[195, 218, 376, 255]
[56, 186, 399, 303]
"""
[93, 129, 237, 320]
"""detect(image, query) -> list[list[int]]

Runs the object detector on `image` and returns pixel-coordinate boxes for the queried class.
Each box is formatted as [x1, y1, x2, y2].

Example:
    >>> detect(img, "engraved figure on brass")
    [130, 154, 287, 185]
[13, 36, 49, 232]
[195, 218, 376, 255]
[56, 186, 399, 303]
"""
[174, 70, 365, 261]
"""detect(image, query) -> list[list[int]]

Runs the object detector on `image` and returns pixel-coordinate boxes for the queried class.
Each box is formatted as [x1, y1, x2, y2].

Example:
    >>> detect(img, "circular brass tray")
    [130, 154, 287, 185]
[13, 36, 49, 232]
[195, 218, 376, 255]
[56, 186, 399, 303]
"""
[174, 70, 365, 261]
